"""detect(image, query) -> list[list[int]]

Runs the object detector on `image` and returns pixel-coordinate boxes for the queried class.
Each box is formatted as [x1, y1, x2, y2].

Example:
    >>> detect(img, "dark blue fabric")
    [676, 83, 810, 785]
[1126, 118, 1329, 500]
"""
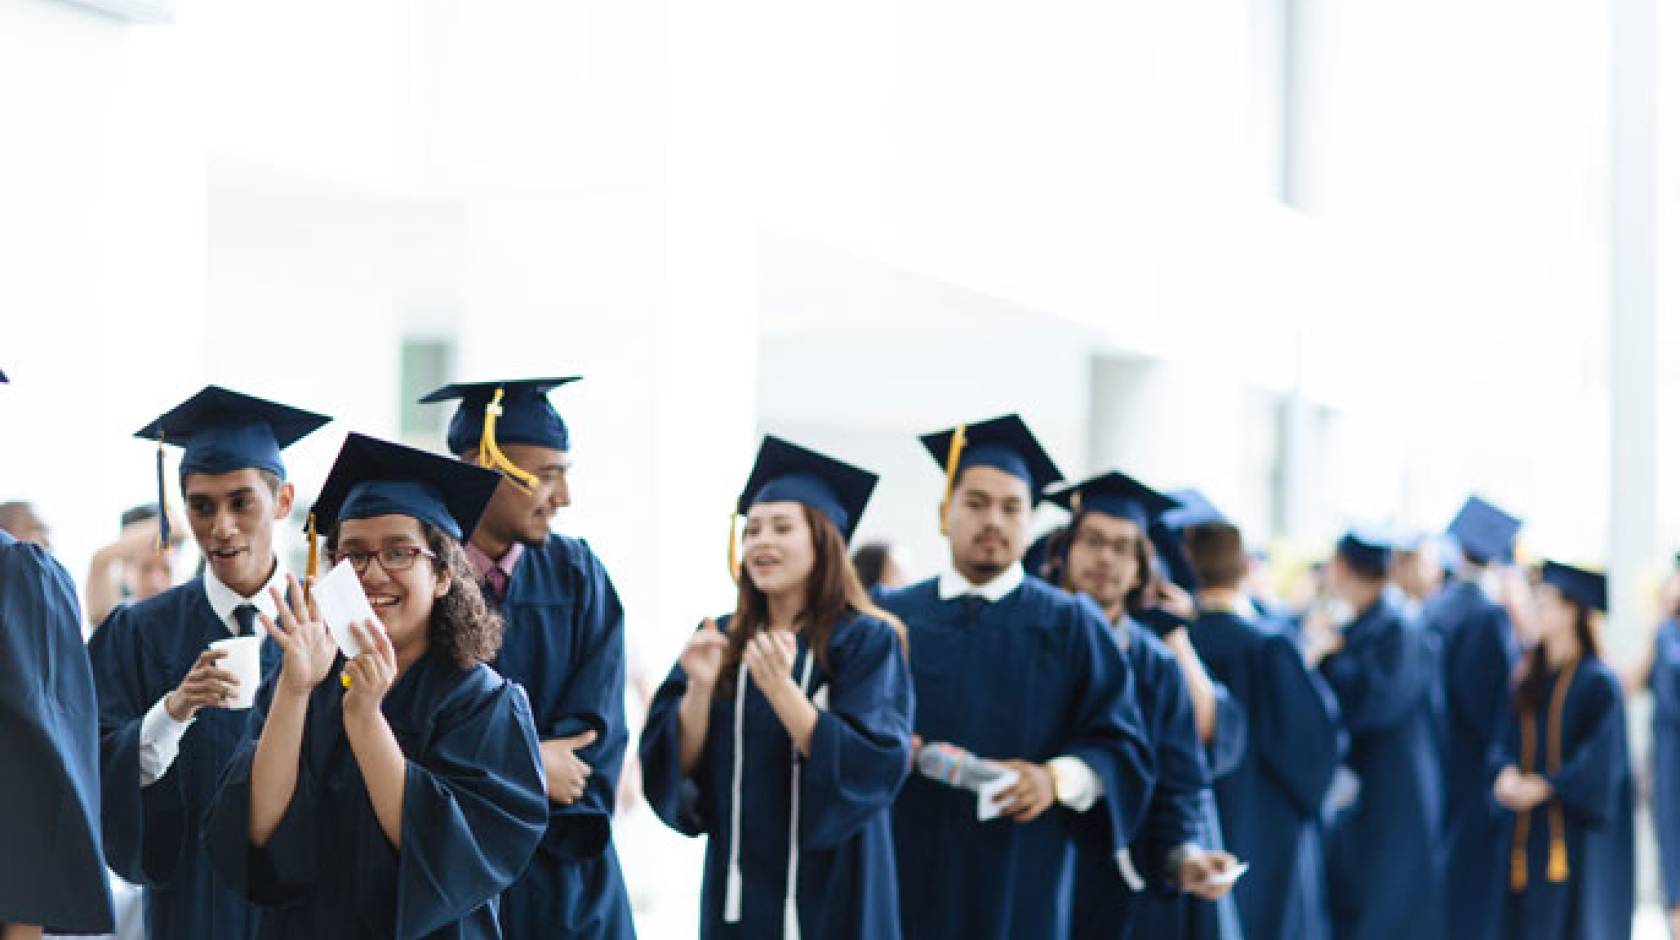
[1422, 578, 1516, 940]
[0, 532, 116, 933]
[88, 579, 281, 940]
[203, 650, 549, 938]
[640, 612, 914, 939]
[489, 535, 637, 939]
[1192, 610, 1340, 940]
[1320, 599, 1445, 940]
[878, 576, 1154, 940]
[1652, 619, 1680, 906]
[1489, 656, 1633, 940]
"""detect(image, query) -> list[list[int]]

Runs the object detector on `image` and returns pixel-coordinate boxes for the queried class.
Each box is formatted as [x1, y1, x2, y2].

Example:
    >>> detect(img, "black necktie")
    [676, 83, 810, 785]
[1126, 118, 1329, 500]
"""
[958, 594, 989, 622]
[232, 604, 259, 637]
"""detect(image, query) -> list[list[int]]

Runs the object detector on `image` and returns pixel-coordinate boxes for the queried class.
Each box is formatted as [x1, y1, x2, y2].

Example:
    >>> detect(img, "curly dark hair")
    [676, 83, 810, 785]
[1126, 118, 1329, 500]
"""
[326, 521, 504, 669]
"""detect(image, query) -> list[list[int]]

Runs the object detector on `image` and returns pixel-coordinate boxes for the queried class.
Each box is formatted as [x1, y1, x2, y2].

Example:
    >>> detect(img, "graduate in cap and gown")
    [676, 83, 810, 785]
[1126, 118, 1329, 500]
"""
[1038, 472, 1244, 940]
[876, 414, 1154, 940]
[1489, 562, 1633, 940]
[1175, 496, 1344, 940]
[1424, 495, 1522, 940]
[639, 436, 914, 939]
[204, 433, 549, 938]
[0, 367, 117, 940]
[419, 378, 635, 939]
[88, 386, 329, 939]
[1312, 529, 1444, 940]
[1647, 564, 1680, 937]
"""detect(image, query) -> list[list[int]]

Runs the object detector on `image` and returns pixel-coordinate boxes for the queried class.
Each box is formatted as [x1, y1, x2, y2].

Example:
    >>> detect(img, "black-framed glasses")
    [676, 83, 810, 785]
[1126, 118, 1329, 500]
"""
[329, 546, 437, 574]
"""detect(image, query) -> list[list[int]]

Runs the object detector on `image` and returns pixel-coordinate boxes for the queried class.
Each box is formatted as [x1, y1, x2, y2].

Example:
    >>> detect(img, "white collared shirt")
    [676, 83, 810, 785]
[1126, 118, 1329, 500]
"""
[936, 561, 1025, 603]
[936, 559, 1103, 812]
[138, 558, 287, 787]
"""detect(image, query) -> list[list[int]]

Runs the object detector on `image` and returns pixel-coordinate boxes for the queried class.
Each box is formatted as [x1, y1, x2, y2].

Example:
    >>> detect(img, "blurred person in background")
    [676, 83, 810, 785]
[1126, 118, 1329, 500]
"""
[85, 504, 185, 630]
[0, 500, 51, 551]
[852, 540, 913, 592]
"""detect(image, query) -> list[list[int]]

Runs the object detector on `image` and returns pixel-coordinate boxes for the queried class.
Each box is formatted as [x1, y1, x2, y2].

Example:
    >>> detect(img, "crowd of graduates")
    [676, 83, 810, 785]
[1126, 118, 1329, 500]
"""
[0, 367, 1674, 940]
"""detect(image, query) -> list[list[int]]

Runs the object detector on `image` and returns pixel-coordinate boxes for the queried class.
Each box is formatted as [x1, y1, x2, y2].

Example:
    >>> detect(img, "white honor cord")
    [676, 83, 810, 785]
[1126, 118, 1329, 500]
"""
[783, 651, 815, 940]
[724, 662, 749, 923]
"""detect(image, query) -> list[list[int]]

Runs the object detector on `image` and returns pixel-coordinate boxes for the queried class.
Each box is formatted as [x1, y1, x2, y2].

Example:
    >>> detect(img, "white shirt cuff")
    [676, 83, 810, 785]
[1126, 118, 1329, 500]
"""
[139, 695, 194, 787]
[1048, 755, 1103, 812]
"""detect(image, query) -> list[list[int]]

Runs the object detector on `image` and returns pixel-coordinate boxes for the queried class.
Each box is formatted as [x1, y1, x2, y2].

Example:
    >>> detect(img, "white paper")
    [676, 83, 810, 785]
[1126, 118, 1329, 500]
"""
[1192, 861, 1250, 890]
[313, 558, 377, 660]
[976, 768, 1020, 822]
[209, 635, 264, 709]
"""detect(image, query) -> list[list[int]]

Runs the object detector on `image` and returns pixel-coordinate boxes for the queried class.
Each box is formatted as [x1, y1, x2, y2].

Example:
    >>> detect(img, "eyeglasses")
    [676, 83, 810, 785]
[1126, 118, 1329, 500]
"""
[329, 546, 437, 574]
[1072, 530, 1140, 557]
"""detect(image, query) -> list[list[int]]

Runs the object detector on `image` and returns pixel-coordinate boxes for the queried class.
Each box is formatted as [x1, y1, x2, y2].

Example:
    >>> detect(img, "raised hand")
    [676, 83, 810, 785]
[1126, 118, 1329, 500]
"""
[743, 629, 798, 695]
[679, 618, 730, 692]
[258, 575, 337, 698]
[342, 620, 397, 721]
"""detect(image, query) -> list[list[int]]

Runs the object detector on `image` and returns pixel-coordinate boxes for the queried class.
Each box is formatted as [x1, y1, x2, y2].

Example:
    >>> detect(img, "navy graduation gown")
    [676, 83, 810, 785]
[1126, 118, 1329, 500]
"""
[1652, 618, 1680, 906]
[878, 576, 1154, 940]
[88, 578, 280, 939]
[487, 535, 635, 939]
[639, 612, 914, 939]
[1422, 578, 1516, 940]
[204, 648, 549, 938]
[1319, 599, 1444, 940]
[1191, 609, 1340, 940]
[0, 531, 115, 933]
[1490, 656, 1634, 940]
[1076, 619, 1244, 940]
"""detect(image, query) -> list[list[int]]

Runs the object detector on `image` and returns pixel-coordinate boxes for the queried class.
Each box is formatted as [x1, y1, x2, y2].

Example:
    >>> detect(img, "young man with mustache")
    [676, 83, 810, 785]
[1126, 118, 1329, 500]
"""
[88, 386, 329, 940]
[420, 378, 635, 939]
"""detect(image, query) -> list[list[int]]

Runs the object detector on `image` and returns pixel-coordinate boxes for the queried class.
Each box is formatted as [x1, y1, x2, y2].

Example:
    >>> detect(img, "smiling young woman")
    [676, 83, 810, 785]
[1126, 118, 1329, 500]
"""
[640, 436, 913, 940]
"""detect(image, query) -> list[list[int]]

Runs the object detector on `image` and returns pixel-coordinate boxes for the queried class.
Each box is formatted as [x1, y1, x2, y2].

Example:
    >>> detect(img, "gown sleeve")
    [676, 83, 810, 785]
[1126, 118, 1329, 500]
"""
[1133, 652, 1210, 892]
[799, 618, 915, 850]
[87, 603, 189, 887]
[1445, 605, 1515, 763]
[393, 676, 550, 939]
[1204, 680, 1248, 781]
[1064, 602, 1157, 854]
[202, 675, 325, 906]
[638, 623, 716, 839]
[1255, 632, 1343, 815]
[538, 546, 629, 860]
[1544, 671, 1624, 828]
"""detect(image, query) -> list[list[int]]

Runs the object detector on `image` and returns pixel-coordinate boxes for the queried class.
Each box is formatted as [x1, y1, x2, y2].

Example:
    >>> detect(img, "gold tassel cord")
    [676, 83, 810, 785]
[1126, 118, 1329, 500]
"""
[938, 424, 968, 536]
[304, 512, 319, 598]
[727, 511, 741, 584]
[1510, 711, 1535, 892]
[477, 387, 539, 494]
[1510, 660, 1577, 891]
[155, 433, 171, 552]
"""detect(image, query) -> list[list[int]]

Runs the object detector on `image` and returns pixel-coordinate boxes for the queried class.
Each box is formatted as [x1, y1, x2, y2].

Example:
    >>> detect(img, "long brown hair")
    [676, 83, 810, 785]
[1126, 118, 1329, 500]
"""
[1512, 594, 1599, 715]
[716, 503, 907, 697]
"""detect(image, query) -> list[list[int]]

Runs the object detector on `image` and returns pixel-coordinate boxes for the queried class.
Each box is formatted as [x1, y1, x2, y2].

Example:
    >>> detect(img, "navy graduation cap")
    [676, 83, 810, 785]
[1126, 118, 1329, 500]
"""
[0, 368, 8, 383]
[1160, 488, 1227, 531]
[1336, 526, 1396, 577]
[311, 433, 502, 544]
[135, 386, 330, 547]
[1044, 471, 1180, 530]
[419, 377, 580, 491]
[737, 436, 878, 542]
[1540, 560, 1609, 614]
[1446, 495, 1522, 565]
[919, 414, 1063, 532]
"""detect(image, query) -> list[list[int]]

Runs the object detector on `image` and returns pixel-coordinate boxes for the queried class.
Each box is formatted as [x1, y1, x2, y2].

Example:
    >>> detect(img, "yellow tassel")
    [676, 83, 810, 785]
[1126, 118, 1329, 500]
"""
[727, 511, 741, 583]
[1545, 661, 1577, 884]
[938, 424, 968, 536]
[477, 387, 539, 494]
[155, 434, 172, 552]
[1547, 817, 1569, 882]
[304, 512, 319, 597]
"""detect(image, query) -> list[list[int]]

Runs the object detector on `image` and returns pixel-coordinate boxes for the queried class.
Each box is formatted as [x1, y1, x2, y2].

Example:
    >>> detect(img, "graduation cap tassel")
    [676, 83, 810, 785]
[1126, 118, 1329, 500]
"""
[727, 511, 741, 583]
[305, 512, 319, 583]
[155, 433, 171, 551]
[938, 423, 968, 536]
[477, 387, 540, 495]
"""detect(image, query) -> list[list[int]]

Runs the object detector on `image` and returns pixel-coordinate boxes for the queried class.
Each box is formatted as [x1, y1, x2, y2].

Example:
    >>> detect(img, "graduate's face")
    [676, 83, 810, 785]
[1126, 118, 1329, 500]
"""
[183, 469, 293, 593]
[1062, 512, 1143, 609]
[1531, 584, 1575, 646]
[472, 444, 572, 547]
[741, 501, 816, 597]
[946, 466, 1032, 579]
[126, 548, 176, 601]
[336, 515, 450, 649]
